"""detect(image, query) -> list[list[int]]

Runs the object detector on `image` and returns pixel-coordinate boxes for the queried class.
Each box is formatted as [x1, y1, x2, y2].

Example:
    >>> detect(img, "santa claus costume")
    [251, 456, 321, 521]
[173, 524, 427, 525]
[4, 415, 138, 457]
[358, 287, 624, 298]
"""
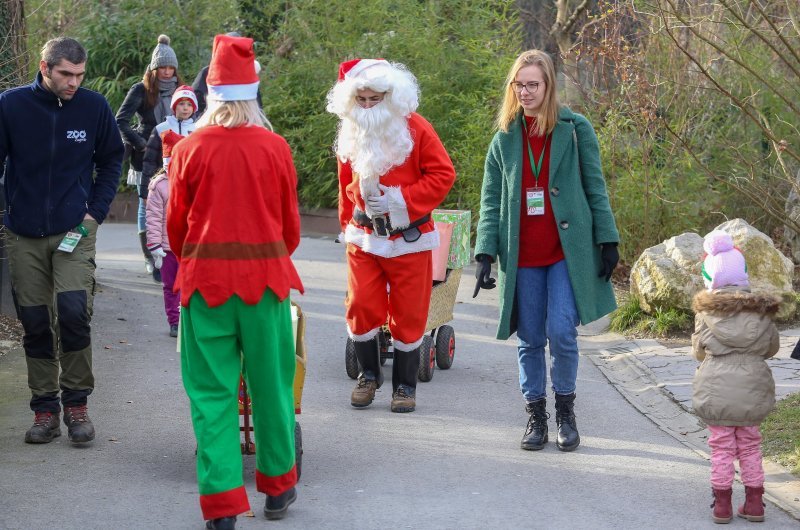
[167, 35, 303, 529]
[326, 59, 456, 413]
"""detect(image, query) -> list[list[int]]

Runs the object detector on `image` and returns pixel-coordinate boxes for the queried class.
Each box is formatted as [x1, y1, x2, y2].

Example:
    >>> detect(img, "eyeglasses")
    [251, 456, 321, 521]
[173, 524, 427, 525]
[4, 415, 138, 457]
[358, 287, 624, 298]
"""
[510, 81, 542, 94]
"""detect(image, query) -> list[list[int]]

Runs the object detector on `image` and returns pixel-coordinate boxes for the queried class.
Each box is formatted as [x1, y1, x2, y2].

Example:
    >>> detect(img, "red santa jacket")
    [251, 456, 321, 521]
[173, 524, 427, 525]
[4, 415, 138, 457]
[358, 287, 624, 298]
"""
[167, 125, 304, 307]
[338, 112, 456, 258]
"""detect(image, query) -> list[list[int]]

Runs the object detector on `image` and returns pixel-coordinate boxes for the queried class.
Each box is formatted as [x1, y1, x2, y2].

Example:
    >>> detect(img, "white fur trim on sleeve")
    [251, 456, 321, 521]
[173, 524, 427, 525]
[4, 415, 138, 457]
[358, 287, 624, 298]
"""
[382, 185, 410, 230]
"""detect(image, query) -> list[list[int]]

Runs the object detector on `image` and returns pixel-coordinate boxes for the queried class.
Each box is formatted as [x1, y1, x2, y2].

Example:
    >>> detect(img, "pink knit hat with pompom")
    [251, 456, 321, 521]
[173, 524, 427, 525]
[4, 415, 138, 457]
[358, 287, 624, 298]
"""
[701, 230, 749, 290]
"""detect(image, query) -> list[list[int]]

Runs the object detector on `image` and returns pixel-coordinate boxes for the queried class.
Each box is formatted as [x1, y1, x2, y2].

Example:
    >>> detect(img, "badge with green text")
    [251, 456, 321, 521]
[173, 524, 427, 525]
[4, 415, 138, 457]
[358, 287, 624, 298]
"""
[57, 224, 89, 253]
[526, 187, 545, 216]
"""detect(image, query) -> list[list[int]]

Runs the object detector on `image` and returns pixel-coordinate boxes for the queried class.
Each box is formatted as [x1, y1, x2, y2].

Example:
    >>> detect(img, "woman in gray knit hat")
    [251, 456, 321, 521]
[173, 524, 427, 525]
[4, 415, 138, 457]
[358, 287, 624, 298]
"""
[116, 34, 185, 282]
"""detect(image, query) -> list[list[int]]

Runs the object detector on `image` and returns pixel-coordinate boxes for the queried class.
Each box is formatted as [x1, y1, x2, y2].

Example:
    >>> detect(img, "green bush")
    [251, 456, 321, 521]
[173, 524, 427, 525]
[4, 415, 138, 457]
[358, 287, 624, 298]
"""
[26, 0, 238, 111]
[260, 0, 519, 211]
[609, 295, 692, 337]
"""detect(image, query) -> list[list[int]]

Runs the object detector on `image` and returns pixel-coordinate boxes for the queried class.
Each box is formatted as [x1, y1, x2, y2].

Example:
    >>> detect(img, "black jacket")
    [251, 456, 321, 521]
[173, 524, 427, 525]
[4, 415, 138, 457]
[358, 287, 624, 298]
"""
[115, 82, 157, 153]
[0, 73, 124, 237]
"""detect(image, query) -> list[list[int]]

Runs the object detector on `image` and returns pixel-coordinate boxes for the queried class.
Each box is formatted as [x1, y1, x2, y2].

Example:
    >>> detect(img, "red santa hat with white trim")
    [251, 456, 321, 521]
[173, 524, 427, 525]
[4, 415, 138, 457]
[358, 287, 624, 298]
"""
[337, 58, 389, 82]
[326, 57, 419, 118]
[206, 34, 261, 102]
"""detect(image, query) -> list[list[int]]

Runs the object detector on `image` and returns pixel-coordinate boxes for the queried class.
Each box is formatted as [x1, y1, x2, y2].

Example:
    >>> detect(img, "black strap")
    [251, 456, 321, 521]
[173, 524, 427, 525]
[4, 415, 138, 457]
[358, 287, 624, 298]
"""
[352, 208, 431, 236]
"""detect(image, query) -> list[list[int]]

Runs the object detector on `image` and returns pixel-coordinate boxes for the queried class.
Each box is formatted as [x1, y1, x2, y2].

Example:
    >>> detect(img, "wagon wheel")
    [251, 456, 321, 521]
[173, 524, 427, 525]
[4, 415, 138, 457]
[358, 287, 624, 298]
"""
[435, 325, 455, 369]
[345, 337, 359, 379]
[295, 422, 303, 480]
[417, 334, 435, 382]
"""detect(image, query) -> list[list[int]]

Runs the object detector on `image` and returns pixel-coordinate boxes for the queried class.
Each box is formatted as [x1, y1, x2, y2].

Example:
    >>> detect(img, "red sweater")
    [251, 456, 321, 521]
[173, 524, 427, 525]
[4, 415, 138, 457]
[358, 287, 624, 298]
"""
[167, 125, 304, 307]
[518, 115, 564, 267]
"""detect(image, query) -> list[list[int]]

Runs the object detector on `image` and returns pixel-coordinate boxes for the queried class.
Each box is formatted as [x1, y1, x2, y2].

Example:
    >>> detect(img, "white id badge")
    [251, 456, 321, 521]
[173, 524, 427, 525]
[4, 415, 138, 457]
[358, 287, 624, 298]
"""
[57, 231, 83, 253]
[526, 187, 545, 216]
[57, 224, 89, 253]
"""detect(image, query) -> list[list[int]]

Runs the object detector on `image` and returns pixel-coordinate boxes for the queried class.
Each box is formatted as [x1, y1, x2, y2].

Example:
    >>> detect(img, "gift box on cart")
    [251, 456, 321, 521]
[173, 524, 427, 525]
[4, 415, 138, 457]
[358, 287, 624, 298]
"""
[432, 209, 471, 270]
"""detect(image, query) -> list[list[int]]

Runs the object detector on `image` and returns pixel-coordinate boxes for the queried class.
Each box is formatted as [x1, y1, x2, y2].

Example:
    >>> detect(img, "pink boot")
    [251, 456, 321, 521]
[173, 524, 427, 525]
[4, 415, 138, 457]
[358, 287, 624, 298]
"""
[711, 488, 733, 524]
[738, 486, 765, 522]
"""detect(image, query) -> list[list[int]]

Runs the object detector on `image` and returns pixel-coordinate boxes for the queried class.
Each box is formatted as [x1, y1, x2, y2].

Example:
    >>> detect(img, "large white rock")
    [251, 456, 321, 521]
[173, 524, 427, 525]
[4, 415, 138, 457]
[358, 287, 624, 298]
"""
[630, 219, 796, 320]
[630, 232, 705, 314]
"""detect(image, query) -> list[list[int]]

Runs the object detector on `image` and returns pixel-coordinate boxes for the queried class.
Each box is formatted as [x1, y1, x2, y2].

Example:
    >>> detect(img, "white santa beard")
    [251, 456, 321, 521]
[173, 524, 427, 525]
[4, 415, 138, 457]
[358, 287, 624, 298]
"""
[336, 104, 414, 203]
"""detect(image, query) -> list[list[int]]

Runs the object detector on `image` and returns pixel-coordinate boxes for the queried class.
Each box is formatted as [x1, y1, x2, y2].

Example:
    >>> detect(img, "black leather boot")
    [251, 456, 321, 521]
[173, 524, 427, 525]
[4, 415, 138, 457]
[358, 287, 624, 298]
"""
[391, 347, 420, 413]
[521, 399, 548, 450]
[554, 393, 580, 451]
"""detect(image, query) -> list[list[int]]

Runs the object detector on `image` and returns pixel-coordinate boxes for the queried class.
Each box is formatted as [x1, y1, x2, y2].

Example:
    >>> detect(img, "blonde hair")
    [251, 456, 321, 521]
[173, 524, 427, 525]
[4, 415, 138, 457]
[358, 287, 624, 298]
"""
[495, 50, 559, 136]
[196, 99, 272, 130]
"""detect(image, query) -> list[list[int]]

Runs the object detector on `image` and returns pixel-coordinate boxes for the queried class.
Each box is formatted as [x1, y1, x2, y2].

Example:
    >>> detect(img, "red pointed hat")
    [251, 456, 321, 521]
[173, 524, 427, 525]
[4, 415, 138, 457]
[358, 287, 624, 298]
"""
[161, 129, 184, 169]
[337, 58, 389, 81]
[207, 34, 260, 101]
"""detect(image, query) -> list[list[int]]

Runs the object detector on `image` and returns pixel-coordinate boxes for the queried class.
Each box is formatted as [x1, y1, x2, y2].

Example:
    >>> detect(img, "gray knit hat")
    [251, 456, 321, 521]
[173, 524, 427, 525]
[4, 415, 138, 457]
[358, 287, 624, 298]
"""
[149, 34, 178, 70]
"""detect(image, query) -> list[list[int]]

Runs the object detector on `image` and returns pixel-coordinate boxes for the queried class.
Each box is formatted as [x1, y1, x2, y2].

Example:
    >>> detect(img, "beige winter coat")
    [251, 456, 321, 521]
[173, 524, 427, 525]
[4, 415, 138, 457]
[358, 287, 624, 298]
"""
[691, 288, 780, 426]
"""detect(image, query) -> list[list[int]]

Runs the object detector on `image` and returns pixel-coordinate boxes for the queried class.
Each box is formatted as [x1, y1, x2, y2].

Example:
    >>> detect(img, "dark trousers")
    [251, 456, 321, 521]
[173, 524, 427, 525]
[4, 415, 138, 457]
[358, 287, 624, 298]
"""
[5, 221, 98, 412]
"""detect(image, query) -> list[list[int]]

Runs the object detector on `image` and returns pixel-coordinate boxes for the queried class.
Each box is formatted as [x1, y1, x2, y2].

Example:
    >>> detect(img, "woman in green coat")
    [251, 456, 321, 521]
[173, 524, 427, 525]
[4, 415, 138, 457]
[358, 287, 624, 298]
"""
[473, 50, 619, 452]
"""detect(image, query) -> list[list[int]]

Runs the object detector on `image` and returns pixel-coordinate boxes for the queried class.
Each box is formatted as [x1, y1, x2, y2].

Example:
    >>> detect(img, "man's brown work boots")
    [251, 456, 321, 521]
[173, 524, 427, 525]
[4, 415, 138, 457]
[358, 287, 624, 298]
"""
[63, 404, 95, 444]
[24, 411, 61, 443]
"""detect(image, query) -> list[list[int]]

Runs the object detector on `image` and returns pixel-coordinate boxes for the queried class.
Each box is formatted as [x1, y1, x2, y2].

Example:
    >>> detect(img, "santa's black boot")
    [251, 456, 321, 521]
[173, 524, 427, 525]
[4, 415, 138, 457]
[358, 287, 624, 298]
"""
[350, 337, 383, 408]
[391, 347, 419, 413]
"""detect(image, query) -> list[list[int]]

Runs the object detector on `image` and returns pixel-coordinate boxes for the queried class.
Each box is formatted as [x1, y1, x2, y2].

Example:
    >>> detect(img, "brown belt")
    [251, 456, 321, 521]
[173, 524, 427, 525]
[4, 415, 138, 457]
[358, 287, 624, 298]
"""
[182, 240, 288, 260]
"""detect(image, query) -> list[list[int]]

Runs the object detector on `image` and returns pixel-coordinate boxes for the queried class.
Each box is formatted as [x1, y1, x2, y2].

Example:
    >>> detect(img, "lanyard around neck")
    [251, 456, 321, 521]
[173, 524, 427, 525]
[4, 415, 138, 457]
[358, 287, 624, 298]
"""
[521, 115, 548, 186]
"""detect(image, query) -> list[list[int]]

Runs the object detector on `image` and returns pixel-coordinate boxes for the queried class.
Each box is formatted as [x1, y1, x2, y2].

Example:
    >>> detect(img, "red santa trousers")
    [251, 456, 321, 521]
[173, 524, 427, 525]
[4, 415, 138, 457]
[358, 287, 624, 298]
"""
[707, 425, 764, 489]
[345, 243, 432, 348]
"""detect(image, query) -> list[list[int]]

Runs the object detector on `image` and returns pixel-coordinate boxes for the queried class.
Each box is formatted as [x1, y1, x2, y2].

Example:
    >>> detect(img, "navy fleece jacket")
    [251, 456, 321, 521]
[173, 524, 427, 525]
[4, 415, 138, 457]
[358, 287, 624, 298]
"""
[0, 73, 124, 237]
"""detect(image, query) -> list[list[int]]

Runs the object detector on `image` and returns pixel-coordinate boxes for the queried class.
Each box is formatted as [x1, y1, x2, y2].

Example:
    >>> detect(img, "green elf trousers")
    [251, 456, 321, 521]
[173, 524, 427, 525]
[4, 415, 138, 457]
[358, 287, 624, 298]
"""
[180, 290, 297, 520]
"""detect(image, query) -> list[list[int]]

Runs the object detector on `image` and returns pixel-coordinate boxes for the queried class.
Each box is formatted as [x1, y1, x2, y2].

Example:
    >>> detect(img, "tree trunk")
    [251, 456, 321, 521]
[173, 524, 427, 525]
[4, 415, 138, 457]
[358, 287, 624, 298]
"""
[0, 0, 27, 92]
[550, 0, 590, 105]
[0, 0, 26, 315]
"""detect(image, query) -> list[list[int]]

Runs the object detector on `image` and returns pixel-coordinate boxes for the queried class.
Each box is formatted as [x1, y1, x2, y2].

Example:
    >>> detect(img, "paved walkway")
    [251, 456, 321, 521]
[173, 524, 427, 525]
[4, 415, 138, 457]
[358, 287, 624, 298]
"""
[0, 220, 798, 528]
[580, 326, 800, 520]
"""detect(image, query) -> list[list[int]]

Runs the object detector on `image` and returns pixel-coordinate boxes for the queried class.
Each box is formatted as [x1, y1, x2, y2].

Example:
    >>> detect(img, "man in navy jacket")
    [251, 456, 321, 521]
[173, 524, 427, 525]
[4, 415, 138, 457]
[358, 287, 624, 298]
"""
[0, 37, 124, 445]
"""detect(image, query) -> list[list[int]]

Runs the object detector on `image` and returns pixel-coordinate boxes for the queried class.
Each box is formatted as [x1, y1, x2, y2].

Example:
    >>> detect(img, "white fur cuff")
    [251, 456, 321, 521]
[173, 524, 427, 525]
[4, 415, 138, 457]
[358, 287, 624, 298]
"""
[393, 336, 423, 352]
[382, 185, 411, 230]
[347, 326, 380, 342]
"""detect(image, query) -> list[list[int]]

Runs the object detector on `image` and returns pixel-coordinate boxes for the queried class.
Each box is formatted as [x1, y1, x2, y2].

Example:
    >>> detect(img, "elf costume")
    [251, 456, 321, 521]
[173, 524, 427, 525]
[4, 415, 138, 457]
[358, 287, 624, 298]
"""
[167, 35, 303, 523]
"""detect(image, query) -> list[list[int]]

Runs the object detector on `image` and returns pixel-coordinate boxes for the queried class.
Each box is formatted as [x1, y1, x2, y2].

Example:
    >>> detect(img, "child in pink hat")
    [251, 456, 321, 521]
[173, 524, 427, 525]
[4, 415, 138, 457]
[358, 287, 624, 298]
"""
[692, 229, 780, 523]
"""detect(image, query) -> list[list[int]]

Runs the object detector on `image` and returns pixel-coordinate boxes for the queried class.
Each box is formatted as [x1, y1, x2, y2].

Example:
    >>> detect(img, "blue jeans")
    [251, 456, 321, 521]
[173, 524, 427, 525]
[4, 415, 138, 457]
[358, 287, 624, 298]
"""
[137, 194, 146, 233]
[515, 260, 580, 402]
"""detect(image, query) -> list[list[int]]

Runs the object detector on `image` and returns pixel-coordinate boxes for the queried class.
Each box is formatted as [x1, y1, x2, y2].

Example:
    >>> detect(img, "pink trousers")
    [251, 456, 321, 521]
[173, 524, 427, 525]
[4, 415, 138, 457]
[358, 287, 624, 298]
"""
[707, 425, 764, 489]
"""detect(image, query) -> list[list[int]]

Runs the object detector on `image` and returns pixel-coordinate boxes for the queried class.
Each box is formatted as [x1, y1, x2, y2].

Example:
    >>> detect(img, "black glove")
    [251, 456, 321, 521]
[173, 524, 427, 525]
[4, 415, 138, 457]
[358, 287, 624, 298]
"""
[598, 243, 619, 282]
[473, 254, 496, 298]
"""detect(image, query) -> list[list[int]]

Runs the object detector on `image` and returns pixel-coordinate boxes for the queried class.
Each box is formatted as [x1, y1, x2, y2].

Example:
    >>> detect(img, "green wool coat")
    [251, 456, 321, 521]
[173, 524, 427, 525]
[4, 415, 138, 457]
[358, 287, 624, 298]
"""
[474, 107, 619, 340]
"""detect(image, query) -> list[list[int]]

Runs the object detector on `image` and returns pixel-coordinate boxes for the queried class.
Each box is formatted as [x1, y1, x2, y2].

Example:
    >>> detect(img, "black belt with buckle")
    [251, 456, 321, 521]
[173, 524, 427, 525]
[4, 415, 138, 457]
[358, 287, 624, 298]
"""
[352, 208, 430, 242]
